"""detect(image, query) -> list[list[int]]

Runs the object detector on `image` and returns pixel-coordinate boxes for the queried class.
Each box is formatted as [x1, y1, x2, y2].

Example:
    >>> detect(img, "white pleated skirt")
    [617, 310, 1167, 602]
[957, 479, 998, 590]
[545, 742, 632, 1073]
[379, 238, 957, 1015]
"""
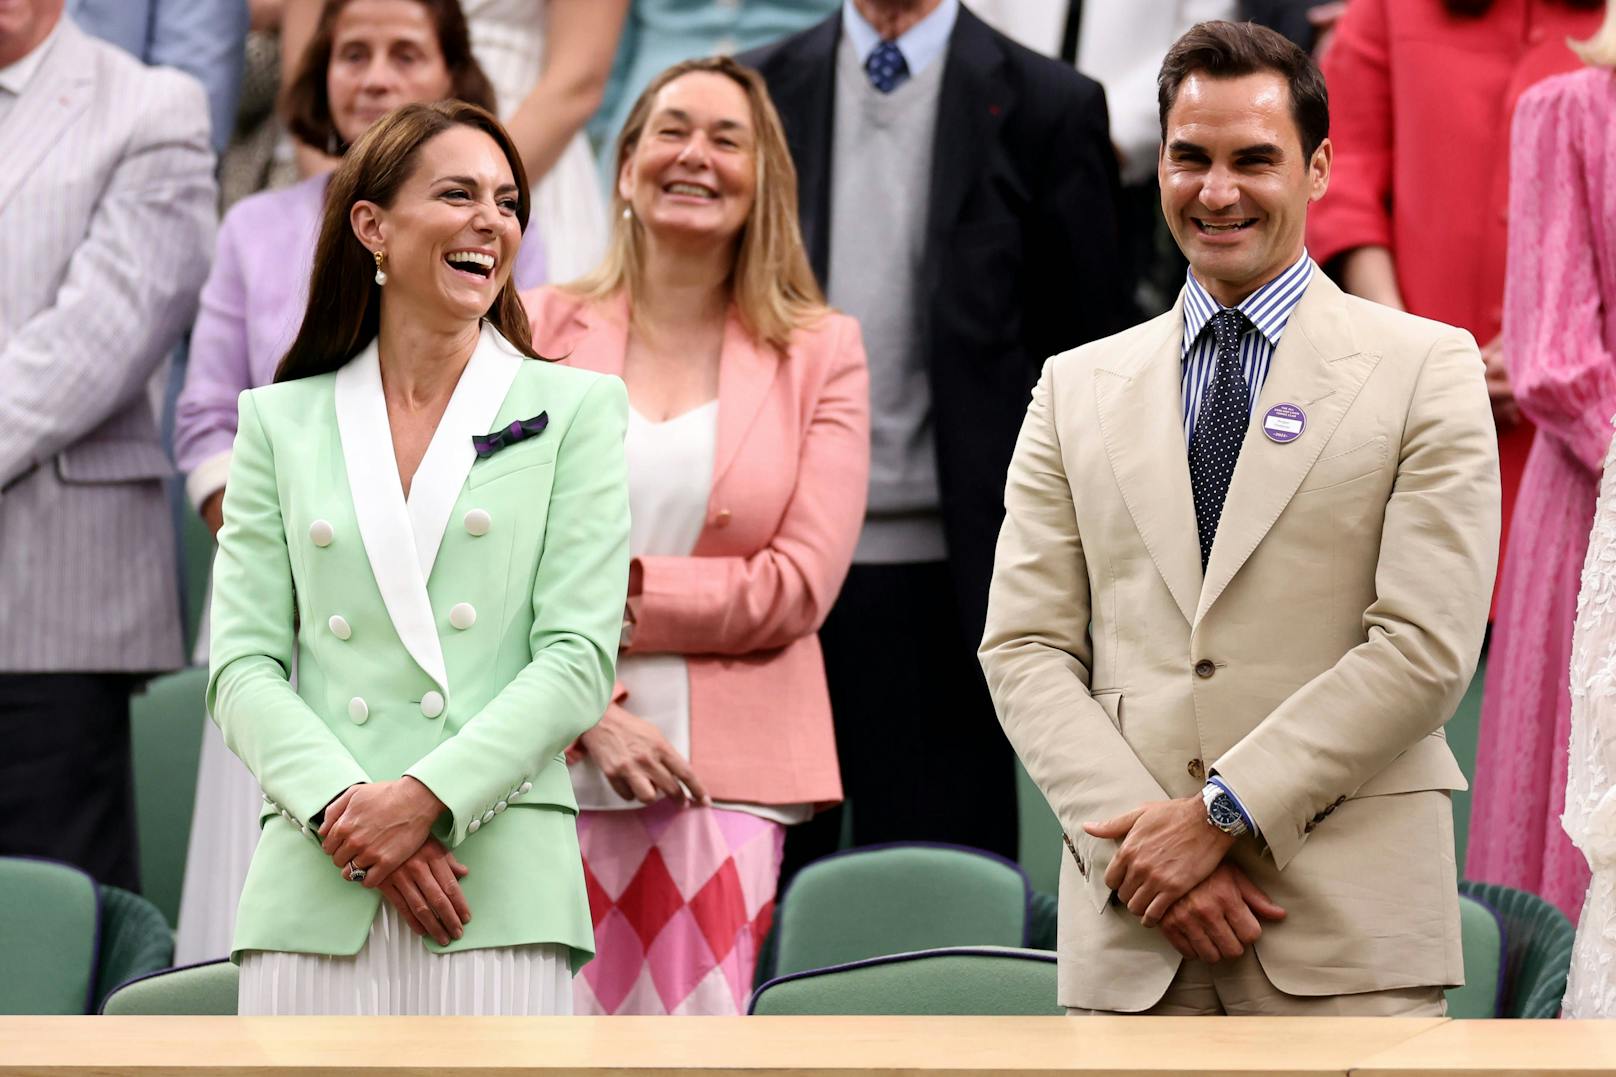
[174, 715, 262, 964]
[237, 904, 573, 1015]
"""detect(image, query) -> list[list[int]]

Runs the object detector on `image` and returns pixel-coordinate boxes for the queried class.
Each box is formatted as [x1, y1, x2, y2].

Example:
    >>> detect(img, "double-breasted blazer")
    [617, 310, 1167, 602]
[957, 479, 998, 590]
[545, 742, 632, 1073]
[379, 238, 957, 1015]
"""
[208, 324, 630, 965]
[980, 271, 1500, 1011]
[526, 287, 869, 806]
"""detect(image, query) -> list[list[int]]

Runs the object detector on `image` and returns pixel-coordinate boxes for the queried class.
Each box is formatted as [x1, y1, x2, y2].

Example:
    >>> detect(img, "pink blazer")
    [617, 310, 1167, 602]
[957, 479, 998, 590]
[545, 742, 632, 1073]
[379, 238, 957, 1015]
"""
[525, 286, 870, 806]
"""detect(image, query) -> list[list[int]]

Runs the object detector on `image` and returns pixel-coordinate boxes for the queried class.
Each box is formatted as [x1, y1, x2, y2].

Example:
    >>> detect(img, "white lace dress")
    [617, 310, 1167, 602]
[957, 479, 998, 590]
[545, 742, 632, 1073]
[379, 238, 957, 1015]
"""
[464, 0, 608, 283]
[1563, 422, 1616, 1017]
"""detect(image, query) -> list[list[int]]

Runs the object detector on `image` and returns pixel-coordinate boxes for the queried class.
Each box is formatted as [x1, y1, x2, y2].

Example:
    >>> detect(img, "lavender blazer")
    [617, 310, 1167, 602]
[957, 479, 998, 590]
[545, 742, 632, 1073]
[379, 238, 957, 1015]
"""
[173, 175, 548, 507]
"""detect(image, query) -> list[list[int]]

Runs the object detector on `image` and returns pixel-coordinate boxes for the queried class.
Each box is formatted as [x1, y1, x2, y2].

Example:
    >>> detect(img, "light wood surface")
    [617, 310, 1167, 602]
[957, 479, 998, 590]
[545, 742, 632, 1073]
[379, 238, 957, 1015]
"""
[1352, 1018, 1616, 1075]
[0, 1016, 1446, 1077]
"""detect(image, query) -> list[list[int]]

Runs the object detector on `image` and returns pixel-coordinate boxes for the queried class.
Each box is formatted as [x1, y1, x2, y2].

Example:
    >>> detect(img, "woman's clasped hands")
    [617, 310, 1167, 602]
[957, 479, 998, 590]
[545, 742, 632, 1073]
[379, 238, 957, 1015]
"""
[318, 777, 471, 946]
[580, 703, 711, 806]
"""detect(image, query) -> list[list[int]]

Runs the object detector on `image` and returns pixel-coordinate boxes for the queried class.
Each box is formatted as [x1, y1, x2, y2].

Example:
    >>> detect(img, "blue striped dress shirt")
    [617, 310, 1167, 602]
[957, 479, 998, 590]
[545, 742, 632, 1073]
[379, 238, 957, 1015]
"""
[1180, 251, 1315, 444]
[1178, 251, 1313, 840]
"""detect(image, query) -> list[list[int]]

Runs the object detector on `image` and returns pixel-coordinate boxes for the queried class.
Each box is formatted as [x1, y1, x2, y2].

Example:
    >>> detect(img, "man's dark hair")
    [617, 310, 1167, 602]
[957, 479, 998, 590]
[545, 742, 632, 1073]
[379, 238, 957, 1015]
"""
[1158, 20, 1330, 160]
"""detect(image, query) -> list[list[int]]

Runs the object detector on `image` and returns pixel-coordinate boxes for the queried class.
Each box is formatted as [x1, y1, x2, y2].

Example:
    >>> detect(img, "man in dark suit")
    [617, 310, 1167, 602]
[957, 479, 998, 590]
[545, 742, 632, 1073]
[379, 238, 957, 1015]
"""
[742, 0, 1125, 876]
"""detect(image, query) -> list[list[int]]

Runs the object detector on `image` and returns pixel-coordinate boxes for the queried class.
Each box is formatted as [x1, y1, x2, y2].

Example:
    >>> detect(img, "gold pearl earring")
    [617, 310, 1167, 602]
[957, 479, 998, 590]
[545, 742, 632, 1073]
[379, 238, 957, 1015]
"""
[373, 248, 387, 286]
[621, 206, 632, 221]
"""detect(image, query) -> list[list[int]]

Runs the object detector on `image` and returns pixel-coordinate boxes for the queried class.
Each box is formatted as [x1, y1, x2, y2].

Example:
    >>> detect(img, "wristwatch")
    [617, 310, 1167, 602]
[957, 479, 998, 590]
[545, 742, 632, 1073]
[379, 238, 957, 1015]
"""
[1202, 782, 1249, 838]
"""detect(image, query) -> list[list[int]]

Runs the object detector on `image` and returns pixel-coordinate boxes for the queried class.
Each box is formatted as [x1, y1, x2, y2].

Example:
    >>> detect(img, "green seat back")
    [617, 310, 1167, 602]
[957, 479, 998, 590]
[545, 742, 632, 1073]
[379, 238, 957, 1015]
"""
[94, 886, 175, 1011]
[776, 844, 1029, 977]
[1447, 893, 1504, 1018]
[130, 667, 209, 926]
[750, 946, 1060, 1015]
[1459, 880, 1576, 1018]
[0, 857, 99, 1014]
[101, 960, 238, 1015]
[179, 506, 215, 658]
[1015, 759, 1063, 895]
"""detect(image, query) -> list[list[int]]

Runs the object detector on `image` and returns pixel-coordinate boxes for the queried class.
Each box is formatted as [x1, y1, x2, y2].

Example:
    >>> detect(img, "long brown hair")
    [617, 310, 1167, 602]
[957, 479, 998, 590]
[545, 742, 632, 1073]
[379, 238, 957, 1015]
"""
[567, 56, 828, 354]
[275, 101, 544, 383]
[282, 0, 497, 155]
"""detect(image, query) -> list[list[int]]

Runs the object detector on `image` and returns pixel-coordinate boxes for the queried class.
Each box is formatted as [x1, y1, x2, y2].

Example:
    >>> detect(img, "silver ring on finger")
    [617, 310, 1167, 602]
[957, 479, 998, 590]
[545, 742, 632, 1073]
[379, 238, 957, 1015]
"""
[347, 860, 367, 883]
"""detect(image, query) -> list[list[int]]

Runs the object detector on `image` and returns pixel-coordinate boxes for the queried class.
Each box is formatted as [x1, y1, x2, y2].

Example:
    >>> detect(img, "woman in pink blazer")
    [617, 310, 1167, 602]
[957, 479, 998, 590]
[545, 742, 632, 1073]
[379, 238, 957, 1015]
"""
[524, 55, 868, 1016]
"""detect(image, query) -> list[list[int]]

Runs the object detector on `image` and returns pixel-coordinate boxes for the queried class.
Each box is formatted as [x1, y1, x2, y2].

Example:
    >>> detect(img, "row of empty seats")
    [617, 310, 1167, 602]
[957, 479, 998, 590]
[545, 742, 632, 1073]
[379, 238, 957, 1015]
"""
[2, 845, 1575, 1018]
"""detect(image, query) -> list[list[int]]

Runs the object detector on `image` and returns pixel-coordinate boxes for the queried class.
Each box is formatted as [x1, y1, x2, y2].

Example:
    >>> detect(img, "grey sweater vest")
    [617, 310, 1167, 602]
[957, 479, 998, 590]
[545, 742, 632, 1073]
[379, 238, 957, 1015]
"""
[826, 32, 948, 564]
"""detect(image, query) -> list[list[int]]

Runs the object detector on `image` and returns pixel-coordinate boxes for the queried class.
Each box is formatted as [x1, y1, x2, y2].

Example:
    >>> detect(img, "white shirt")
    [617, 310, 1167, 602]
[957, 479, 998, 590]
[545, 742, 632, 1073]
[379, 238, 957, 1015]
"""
[0, 18, 63, 124]
[571, 401, 810, 825]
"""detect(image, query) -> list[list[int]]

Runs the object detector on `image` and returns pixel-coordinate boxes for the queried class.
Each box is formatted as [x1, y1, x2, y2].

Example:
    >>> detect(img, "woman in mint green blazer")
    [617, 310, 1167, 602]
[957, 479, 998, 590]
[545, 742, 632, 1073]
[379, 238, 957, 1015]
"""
[207, 100, 629, 1016]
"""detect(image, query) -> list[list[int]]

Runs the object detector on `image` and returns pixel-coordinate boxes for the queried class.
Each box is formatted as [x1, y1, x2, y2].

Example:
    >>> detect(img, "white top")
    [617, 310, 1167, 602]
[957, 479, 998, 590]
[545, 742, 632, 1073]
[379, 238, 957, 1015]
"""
[460, 0, 607, 282]
[571, 401, 810, 825]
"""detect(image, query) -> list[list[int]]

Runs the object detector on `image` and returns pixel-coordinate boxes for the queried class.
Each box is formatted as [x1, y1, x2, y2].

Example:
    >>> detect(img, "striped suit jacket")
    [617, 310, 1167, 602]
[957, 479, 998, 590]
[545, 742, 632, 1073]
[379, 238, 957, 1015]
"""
[0, 17, 216, 672]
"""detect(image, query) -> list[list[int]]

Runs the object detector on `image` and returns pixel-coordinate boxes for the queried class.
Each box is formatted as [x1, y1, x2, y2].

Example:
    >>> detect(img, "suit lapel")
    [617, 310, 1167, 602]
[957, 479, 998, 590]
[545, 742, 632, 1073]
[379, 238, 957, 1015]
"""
[712, 311, 777, 489]
[558, 293, 629, 378]
[769, 15, 840, 283]
[0, 24, 92, 212]
[1194, 274, 1381, 624]
[406, 324, 523, 582]
[334, 343, 448, 694]
[925, 10, 1010, 248]
[1095, 304, 1202, 625]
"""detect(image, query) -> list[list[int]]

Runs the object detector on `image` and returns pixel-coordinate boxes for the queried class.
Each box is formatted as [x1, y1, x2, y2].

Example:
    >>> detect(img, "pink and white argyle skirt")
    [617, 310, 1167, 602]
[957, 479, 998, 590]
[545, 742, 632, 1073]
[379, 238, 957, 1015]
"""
[574, 800, 784, 1015]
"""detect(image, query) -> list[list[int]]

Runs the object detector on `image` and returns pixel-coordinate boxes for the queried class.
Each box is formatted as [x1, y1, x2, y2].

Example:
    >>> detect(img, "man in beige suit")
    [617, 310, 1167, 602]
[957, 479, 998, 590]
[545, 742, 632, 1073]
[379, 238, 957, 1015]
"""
[979, 20, 1499, 1016]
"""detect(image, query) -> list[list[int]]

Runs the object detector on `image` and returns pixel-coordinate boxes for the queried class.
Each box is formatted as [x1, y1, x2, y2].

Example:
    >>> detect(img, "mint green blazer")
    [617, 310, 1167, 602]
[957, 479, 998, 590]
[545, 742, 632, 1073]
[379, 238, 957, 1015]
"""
[207, 325, 629, 968]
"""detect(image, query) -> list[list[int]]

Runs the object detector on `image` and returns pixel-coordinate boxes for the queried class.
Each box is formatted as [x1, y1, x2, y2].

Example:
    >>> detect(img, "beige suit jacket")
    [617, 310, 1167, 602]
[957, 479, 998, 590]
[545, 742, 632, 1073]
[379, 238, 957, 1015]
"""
[980, 271, 1499, 1011]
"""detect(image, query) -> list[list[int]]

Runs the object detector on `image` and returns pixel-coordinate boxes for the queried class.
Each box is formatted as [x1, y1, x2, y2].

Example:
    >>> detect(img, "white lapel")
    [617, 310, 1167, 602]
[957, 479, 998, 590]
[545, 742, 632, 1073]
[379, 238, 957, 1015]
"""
[405, 323, 524, 581]
[334, 342, 449, 694]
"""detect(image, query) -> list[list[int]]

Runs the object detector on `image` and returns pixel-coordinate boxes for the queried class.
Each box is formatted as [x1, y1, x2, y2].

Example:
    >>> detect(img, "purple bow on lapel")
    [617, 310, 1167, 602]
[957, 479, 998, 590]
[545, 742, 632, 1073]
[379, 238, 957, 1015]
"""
[472, 412, 548, 459]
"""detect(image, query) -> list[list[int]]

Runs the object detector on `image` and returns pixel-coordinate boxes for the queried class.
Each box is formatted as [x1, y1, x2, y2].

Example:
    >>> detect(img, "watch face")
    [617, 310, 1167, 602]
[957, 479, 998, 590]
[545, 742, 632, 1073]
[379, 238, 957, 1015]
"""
[1209, 793, 1243, 831]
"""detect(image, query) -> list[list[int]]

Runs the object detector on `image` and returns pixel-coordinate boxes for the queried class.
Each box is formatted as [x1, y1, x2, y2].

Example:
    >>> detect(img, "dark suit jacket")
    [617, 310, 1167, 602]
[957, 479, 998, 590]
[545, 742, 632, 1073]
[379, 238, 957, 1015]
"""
[741, 7, 1126, 647]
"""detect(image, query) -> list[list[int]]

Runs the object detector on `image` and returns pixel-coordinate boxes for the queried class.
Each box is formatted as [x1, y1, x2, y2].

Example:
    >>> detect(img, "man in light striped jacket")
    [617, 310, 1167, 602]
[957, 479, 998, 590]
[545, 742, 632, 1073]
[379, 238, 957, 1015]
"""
[0, 0, 215, 890]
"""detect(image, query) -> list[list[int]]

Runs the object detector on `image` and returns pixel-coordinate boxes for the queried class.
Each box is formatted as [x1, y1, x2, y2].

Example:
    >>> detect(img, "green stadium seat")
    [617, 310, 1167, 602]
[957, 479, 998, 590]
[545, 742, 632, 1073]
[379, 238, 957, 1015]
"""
[1459, 880, 1576, 1018]
[1447, 892, 1505, 1018]
[130, 666, 209, 926]
[749, 946, 1061, 1015]
[94, 886, 177, 1012]
[775, 843, 1030, 977]
[1016, 759, 1063, 895]
[101, 959, 238, 1015]
[0, 857, 100, 1014]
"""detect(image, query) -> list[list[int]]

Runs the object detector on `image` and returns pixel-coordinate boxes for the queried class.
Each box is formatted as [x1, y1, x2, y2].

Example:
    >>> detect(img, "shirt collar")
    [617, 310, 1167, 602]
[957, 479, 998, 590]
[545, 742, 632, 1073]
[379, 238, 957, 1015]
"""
[0, 16, 62, 98]
[841, 0, 959, 78]
[1181, 249, 1315, 359]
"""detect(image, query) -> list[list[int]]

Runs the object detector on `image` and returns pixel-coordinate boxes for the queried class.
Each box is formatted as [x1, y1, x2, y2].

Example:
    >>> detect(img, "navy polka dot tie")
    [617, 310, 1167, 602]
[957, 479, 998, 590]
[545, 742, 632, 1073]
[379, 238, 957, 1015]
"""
[865, 41, 909, 93]
[1188, 308, 1253, 571]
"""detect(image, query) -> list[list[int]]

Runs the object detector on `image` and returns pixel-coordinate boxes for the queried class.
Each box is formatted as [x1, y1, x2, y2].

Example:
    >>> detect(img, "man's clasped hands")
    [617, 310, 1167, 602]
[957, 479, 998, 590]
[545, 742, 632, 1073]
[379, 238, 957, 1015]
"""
[316, 777, 471, 946]
[1085, 795, 1286, 963]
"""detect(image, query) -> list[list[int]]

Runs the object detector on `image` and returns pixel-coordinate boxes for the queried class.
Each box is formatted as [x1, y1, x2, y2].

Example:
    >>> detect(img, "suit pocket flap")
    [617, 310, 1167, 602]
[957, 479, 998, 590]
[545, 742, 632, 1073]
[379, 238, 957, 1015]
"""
[1296, 436, 1388, 493]
[467, 440, 558, 488]
[1352, 732, 1468, 798]
[1091, 689, 1123, 732]
[56, 440, 173, 484]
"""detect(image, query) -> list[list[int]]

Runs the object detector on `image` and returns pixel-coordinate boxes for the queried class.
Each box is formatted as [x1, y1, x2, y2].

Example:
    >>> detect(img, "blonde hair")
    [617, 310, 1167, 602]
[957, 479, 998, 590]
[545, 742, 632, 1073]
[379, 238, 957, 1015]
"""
[1570, 0, 1616, 66]
[566, 56, 828, 353]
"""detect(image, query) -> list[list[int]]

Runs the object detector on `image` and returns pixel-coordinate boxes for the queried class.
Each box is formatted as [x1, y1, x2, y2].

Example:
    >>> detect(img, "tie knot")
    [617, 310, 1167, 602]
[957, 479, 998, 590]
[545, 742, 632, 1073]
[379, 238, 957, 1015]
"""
[1210, 307, 1250, 340]
[865, 41, 909, 93]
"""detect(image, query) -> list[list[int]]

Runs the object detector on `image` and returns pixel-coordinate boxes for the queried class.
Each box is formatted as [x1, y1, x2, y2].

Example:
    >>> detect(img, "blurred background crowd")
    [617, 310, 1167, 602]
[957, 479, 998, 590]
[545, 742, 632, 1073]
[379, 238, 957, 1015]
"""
[4, 0, 1614, 1017]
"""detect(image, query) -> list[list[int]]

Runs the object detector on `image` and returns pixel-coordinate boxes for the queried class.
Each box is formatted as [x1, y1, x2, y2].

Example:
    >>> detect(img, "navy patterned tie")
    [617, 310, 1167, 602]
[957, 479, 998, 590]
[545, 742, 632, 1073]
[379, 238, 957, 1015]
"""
[866, 41, 909, 93]
[1188, 308, 1253, 570]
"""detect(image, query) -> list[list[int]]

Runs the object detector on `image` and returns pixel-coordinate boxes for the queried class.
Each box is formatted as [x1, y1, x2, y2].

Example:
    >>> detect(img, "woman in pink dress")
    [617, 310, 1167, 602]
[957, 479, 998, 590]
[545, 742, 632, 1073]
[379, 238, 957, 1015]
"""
[1473, 13, 1616, 921]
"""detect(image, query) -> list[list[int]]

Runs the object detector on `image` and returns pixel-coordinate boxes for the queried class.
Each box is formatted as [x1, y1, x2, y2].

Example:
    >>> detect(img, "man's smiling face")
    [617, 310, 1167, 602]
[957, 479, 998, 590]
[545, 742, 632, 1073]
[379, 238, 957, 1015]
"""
[1159, 70, 1330, 307]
